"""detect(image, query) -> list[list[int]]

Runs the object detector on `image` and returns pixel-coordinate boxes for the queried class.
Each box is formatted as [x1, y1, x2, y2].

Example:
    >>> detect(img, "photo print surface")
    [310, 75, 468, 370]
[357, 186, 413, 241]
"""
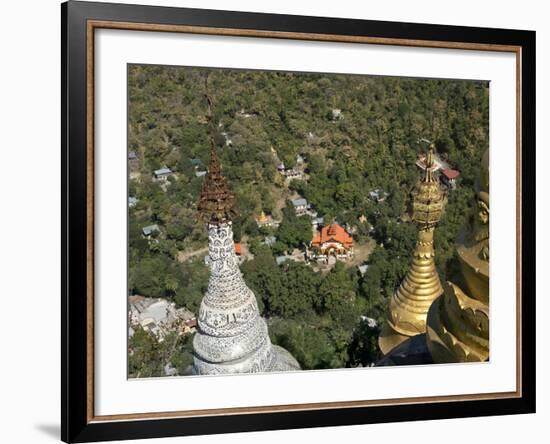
[127, 64, 490, 378]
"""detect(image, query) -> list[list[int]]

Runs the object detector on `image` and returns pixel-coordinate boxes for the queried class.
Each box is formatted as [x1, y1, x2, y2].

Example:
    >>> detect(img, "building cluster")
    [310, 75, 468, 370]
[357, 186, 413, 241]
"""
[276, 153, 307, 180]
[253, 194, 357, 267]
[128, 295, 196, 343]
[277, 162, 304, 179]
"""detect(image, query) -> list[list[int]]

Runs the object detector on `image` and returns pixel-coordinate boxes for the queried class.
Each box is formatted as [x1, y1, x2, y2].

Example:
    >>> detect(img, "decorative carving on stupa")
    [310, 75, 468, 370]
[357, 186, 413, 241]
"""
[192, 81, 300, 375]
[426, 149, 489, 362]
[379, 144, 445, 355]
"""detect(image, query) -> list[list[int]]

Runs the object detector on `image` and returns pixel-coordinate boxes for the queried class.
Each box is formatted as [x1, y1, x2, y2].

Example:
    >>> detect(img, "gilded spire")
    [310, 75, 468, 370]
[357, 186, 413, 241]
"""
[424, 143, 436, 182]
[413, 143, 445, 227]
[426, 149, 489, 362]
[197, 77, 238, 225]
[379, 142, 445, 355]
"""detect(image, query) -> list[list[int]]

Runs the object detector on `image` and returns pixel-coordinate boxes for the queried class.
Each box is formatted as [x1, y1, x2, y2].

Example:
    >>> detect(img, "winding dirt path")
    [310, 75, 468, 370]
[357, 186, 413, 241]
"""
[177, 246, 208, 263]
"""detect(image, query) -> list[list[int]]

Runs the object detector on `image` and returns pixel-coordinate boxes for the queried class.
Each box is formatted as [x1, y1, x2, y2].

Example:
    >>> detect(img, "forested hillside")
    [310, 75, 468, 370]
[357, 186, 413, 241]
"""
[127, 64, 488, 375]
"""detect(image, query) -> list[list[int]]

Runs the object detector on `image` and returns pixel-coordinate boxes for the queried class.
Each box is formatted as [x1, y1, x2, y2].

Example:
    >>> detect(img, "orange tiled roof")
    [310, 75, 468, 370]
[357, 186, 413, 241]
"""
[311, 223, 353, 248]
[234, 243, 242, 255]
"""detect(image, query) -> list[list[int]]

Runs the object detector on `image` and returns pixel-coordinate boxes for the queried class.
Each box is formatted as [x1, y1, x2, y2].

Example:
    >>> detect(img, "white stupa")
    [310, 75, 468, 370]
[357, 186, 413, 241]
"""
[192, 129, 299, 375]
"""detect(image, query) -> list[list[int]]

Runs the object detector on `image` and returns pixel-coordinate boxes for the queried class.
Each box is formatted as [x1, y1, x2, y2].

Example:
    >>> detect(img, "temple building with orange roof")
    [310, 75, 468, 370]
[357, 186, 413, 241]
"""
[309, 223, 354, 262]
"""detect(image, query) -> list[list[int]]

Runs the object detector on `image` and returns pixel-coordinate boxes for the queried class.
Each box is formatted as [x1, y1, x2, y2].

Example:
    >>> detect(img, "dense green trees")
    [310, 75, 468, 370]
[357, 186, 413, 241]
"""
[174, 262, 210, 313]
[129, 328, 194, 378]
[276, 205, 313, 251]
[128, 327, 163, 378]
[129, 66, 487, 240]
[241, 255, 381, 369]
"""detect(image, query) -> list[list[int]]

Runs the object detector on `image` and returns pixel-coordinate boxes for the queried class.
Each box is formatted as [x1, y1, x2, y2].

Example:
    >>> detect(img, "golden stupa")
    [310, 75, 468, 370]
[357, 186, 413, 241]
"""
[258, 211, 268, 224]
[379, 144, 445, 355]
[426, 149, 489, 362]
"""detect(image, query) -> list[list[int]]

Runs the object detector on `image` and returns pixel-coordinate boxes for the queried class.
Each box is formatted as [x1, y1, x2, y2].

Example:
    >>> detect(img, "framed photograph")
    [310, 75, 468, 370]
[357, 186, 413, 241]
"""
[62, 1, 536, 442]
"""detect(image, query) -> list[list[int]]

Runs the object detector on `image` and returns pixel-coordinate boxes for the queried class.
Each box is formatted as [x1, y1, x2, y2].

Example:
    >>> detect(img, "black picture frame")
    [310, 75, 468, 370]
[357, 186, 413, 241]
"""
[62, 1, 536, 442]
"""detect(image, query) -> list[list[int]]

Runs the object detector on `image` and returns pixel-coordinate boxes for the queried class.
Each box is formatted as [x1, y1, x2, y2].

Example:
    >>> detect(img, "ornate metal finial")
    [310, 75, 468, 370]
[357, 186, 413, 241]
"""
[197, 75, 238, 225]
[424, 143, 436, 183]
[412, 143, 444, 228]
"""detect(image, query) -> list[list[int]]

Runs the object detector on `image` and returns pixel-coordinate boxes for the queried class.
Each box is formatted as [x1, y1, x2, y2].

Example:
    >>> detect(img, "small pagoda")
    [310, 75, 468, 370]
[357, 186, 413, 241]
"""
[255, 210, 275, 227]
